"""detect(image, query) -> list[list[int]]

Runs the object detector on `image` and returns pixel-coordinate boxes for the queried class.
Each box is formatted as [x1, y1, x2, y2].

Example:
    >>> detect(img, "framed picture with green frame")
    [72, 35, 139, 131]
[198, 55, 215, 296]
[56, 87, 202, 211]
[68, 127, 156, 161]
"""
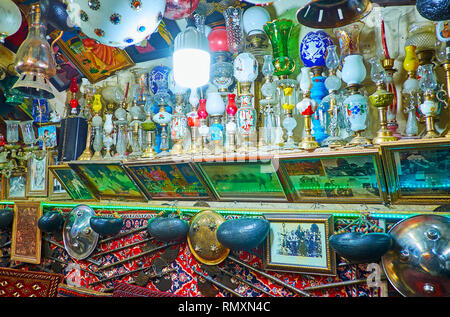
[277, 148, 388, 204]
[68, 161, 146, 202]
[49, 164, 97, 202]
[194, 155, 290, 202]
[380, 138, 450, 204]
[123, 158, 214, 201]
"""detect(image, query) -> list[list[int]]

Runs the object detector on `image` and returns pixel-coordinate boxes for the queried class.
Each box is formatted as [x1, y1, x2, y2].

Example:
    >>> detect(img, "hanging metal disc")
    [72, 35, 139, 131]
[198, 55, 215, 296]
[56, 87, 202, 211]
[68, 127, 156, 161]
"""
[187, 210, 230, 265]
[63, 205, 99, 260]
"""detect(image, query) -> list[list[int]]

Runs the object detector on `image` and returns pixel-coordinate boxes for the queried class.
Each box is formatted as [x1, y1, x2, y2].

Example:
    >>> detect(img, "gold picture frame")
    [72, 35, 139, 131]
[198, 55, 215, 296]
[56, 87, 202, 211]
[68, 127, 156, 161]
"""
[69, 161, 146, 202]
[49, 164, 97, 202]
[277, 148, 388, 204]
[263, 213, 336, 276]
[26, 152, 49, 197]
[380, 138, 450, 204]
[6, 171, 27, 200]
[11, 202, 42, 264]
[48, 151, 70, 200]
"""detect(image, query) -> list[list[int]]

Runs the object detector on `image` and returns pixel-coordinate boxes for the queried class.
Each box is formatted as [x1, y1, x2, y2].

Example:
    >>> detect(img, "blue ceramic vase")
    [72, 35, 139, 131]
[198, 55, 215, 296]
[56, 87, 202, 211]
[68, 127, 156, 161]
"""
[300, 30, 333, 68]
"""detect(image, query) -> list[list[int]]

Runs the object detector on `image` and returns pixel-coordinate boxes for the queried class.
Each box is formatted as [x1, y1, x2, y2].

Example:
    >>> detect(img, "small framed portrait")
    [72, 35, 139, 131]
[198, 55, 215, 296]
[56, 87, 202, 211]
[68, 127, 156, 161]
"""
[6, 172, 27, 200]
[48, 152, 69, 200]
[263, 213, 336, 276]
[11, 202, 42, 264]
[38, 125, 58, 149]
[26, 152, 49, 197]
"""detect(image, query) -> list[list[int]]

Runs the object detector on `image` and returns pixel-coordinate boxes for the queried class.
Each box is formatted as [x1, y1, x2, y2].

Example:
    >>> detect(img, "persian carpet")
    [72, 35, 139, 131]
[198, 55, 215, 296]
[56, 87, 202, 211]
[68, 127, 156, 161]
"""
[113, 281, 182, 297]
[0, 267, 64, 297]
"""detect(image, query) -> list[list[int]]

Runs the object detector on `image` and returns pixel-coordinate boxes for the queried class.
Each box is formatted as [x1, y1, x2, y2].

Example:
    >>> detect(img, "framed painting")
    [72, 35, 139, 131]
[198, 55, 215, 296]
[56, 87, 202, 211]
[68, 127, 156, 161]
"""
[124, 18, 180, 63]
[123, 159, 213, 201]
[69, 161, 146, 202]
[380, 139, 450, 204]
[49, 30, 135, 84]
[48, 152, 70, 200]
[194, 156, 288, 202]
[38, 125, 58, 149]
[49, 164, 97, 202]
[278, 148, 387, 204]
[50, 41, 84, 92]
[263, 213, 336, 276]
[11, 202, 42, 264]
[26, 152, 49, 197]
[5, 172, 27, 200]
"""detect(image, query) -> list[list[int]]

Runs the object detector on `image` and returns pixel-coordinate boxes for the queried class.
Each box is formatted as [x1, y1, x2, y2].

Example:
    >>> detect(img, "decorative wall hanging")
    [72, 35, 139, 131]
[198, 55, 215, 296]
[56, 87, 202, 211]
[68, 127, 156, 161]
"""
[5, 171, 27, 200]
[194, 157, 288, 202]
[62, 204, 99, 261]
[50, 41, 84, 92]
[382, 214, 450, 297]
[263, 213, 336, 276]
[0, 267, 63, 297]
[47, 151, 69, 200]
[25, 152, 49, 197]
[10, 201, 42, 264]
[277, 148, 388, 204]
[381, 138, 450, 204]
[123, 159, 213, 201]
[69, 161, 146, 202]
[49, 164, 97, 201]
[124, 19, 181, 63]
[49, 30, 135, 84]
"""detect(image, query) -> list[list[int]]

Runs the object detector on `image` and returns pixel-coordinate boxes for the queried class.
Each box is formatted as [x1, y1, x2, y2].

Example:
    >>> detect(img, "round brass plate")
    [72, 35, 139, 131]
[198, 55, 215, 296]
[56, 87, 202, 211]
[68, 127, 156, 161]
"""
[187, 210, 230, 265]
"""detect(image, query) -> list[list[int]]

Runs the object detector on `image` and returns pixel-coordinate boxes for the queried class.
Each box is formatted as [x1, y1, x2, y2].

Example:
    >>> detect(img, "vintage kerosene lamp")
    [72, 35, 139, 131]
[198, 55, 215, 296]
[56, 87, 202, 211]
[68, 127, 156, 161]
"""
[91, 94, 103, 160]
[296, 67, 319, 150]
[335, 21, 370, 146]
[418, 63, 440, 138]
[436, 21, 450, 137]
[223, 7, 245, 57]
[321, 45, 347, 148]
[208, 26, 234, 95]
[374, 7, 402, 138]
[197, 98, 210, 156]
[368, 58, 397, 144]
[225, 93, 238, 154]
[140, 96, 157, 159]
[300, 30, 334, 145]
[206, 92, 226, 155]
[78, 84, 95, 160]
[233, 52, 259, 153]
[402, 45, 421, 138]
[168, 71, 188, 156]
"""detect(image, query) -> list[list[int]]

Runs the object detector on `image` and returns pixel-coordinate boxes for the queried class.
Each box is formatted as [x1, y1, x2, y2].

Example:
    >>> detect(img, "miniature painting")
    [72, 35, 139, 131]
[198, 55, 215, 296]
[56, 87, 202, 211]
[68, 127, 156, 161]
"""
[50, 165, 96, 201]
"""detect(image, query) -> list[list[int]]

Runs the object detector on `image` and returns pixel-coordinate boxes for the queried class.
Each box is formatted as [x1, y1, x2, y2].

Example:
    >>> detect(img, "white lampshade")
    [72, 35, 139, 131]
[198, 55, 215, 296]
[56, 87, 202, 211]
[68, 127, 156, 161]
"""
[243, 6, 270, 35]
[0, 0, 22, 43]
[206, 92, 225, 116]
[173, 25, 211, 88]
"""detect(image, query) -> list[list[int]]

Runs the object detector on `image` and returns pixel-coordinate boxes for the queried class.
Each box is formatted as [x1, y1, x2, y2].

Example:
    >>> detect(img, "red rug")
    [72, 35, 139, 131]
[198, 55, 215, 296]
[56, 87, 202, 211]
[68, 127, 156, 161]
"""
[113, 281, 182, 297]
[0, 267, 64, 297]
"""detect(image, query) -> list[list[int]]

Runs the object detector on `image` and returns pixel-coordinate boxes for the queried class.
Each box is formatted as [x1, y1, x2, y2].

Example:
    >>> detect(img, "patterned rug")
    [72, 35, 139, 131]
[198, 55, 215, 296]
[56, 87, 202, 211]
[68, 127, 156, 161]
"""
[0, 267, 64, 297]
[113, 281, 182, 297]
[57, 283, 112, 297]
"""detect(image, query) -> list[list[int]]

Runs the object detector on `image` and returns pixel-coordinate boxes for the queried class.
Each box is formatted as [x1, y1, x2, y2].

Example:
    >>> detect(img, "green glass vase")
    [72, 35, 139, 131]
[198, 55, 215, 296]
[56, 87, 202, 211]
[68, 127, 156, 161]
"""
[263, 19, 296, 77]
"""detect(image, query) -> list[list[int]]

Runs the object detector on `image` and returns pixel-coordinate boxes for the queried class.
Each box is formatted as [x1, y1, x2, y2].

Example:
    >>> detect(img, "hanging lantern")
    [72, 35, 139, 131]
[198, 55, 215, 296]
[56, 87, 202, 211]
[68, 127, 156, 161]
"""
[13, 4, 57, 99]
[0, 0, 22, 43]
[65, 0, 166, 47]
[173, 20, 210, 88]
